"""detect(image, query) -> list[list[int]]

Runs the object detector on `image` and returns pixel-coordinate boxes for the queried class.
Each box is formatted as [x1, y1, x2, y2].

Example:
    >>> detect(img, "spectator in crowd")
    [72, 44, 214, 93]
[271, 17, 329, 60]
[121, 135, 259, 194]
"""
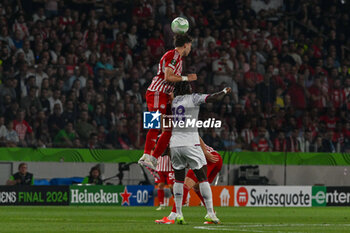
[251, 127, 272, 152]
[76, 110, 96, 144]
[82, 165, 103, 185]
[273, 130, 286, 152]
[106, 121, 132, 149]
[212, 48, 234, 87]
[53, 122, 76, 147]
[87, 132, 102, 149]
[48, 103, 65, 139]
[20, 86, 41, 113]
[0, 119, 19, 147]
[13, 109, 33, 146]
[6, 163, 34, 185]
[48, 89, 63, 114]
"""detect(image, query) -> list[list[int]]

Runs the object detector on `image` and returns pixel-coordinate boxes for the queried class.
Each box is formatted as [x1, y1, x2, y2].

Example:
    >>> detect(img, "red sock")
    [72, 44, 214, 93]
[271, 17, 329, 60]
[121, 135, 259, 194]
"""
[158, 189, 164, 205]
[195, 189, 205, 206]
[144, 129, 160, 154]
[152, 130, 171, 158]
[172, 184, 190, 213]
[182, 184, 190, 206]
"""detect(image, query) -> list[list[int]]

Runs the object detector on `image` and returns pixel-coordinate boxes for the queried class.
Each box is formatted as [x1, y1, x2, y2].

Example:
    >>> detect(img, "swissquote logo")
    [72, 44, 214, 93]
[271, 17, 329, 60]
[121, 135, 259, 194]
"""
[143, 111, 161, 129]
[236, 187, 248, 206]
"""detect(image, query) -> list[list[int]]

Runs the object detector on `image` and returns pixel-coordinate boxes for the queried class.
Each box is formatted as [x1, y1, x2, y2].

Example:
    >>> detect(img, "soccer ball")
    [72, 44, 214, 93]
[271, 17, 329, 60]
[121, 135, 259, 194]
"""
[171, 17, 189, 34]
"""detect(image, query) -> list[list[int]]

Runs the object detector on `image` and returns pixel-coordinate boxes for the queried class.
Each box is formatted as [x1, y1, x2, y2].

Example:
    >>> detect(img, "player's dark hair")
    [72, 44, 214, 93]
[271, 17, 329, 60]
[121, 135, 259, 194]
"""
[174, 81, 192, 97]
[174, 33, 192, 47]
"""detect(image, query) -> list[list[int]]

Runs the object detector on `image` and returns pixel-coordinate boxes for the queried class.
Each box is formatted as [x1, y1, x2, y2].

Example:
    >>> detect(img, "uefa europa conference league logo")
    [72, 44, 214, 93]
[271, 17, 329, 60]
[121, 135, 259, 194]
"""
[143, 109, 221, 130]
[312, 186, 350, 206]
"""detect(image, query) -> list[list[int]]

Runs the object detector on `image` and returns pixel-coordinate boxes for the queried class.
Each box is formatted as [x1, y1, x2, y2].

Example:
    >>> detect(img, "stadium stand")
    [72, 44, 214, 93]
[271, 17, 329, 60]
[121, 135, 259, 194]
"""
[0, 0, 350, 153]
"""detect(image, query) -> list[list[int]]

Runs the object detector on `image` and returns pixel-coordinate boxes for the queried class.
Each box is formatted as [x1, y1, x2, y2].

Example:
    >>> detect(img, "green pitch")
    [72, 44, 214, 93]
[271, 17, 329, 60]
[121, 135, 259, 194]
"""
[1, 206, 350, 233]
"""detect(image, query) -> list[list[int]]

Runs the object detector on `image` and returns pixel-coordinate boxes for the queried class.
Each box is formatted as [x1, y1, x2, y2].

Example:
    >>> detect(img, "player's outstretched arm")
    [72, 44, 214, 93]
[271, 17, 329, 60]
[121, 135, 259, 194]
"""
[199, 137, 219, 163]
[206, 87, 231, 103]
[164, 67, 197, 82]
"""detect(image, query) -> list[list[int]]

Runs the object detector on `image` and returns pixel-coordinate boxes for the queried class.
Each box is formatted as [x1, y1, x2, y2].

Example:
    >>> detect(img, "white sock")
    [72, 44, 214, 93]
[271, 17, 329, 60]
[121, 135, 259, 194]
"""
[173, 182, 184, 217]
[199, 182, 214, 215]
[168, 212, 177, 220]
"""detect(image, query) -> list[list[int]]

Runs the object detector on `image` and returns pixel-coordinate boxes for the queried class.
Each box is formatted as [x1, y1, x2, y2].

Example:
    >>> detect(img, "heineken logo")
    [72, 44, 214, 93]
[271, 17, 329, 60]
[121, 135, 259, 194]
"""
[71, 189, 119, 204]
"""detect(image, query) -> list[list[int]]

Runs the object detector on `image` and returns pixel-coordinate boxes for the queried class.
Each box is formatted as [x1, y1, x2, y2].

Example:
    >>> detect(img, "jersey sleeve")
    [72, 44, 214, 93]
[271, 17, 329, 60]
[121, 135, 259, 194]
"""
[192, 93, 209, 106]
[164, 51, 177, 70]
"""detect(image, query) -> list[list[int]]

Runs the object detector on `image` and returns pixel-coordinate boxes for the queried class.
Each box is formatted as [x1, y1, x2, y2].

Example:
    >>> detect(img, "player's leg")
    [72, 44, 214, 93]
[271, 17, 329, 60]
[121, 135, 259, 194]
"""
[185, 169, 206, 206]
[167, 171, 174, 197]
[155, 171, 166, 210]
[194, 159, 222, 206]
[173, 168, 186, 224]
[192, 166, 220, 224]
[170, 147, 187, 224]
[139, 91, 161, 168]
[150, 98, 172, 159]
[170, 172, 196, 217]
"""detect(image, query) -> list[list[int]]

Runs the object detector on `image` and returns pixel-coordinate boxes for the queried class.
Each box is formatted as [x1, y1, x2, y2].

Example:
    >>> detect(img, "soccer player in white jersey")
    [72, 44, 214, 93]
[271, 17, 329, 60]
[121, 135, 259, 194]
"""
[169, 81, 231, 224]
[155, 138, 223, 224]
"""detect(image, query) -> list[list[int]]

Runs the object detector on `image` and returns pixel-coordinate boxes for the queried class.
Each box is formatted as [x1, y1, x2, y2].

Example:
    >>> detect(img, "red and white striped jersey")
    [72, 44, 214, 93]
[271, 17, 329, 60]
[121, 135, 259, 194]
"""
[241, 128, 254, 144]
[147, 49, 183, 94]
[156, 155, 173, 172]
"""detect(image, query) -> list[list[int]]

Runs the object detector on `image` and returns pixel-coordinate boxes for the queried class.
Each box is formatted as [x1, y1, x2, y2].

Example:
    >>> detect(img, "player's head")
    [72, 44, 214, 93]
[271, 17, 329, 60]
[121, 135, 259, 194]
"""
[174, 33, 192, 56]
[174, 81, 192, 97]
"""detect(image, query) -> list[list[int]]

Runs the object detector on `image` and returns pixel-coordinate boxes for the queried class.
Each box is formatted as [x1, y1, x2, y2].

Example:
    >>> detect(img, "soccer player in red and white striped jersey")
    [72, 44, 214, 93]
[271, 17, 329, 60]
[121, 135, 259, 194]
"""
[155, 154, 174, 210]
[139, 33, 197, 170]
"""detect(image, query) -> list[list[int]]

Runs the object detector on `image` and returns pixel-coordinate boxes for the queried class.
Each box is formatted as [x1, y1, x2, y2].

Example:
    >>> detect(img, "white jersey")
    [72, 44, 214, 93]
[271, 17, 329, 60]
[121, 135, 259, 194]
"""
[169, 93, 209, 148]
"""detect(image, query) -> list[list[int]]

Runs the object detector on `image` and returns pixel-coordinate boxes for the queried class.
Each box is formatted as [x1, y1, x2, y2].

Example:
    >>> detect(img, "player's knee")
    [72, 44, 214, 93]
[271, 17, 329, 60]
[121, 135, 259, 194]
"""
[193, 166, 208, 182]
[184, 177, 196, 189]
[192, 183, 199, 192]
[158, 183, 165, 189]
[174, 168, 186, 182]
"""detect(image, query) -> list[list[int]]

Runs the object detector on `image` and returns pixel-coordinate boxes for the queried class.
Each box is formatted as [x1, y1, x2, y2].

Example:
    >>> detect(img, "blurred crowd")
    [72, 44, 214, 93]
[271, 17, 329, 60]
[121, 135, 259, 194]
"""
[0, 0, 350, 153]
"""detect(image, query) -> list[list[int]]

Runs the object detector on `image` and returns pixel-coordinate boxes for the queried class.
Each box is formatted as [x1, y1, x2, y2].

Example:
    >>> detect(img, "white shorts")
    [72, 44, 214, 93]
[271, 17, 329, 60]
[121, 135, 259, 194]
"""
[170, 145, 207, 170]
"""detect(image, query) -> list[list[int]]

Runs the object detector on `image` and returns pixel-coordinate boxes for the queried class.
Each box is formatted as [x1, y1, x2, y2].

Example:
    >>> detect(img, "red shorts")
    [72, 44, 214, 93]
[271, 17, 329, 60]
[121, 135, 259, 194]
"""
[146, 90, 171, 114]
[155, 171, 175, 185]
[186, 152, 223, 183]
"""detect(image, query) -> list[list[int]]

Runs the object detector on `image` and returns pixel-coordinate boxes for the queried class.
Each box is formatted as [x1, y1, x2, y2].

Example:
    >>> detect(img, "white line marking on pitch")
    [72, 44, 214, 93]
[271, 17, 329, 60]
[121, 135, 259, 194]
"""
[194, 226, 265, 232]
[194, 223, 350, 233]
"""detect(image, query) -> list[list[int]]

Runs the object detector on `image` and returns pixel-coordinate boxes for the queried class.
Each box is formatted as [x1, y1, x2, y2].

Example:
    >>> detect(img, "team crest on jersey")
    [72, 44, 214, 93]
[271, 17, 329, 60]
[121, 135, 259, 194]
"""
[171, 59, 177, 66]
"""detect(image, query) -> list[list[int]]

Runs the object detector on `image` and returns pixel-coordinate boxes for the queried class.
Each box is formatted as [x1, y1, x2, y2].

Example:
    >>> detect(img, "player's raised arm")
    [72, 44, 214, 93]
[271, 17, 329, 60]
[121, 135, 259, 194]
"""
[205, 87, 231, 103]
[165, 67, 197, 82]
